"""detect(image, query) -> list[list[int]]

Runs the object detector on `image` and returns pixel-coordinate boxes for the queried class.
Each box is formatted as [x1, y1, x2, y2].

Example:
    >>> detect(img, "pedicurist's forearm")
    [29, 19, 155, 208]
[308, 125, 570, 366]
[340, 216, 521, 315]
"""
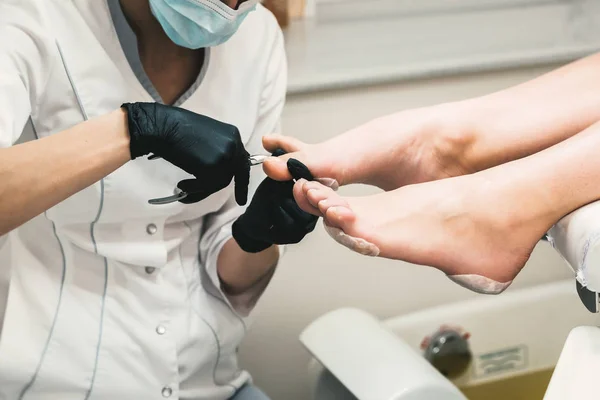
[217, 239, 279, 295]
[457, 53, 600, 172]
[0, 109, 130, 235]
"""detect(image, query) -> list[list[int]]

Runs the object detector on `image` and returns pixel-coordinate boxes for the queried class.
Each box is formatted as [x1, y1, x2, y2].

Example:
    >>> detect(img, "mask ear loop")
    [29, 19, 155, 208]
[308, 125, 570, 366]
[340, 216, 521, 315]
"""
[235, 0, 248, 10]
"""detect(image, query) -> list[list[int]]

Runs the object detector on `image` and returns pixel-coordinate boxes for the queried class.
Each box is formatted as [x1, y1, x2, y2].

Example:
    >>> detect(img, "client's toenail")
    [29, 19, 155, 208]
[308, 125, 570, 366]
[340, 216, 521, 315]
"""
[329, 207, 341, 217]
[317, 178, 340, 191]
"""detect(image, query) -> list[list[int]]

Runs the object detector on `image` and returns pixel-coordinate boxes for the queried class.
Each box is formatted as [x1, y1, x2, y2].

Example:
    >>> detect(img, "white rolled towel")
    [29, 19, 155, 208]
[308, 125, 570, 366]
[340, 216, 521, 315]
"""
[548, 200, 600, 292]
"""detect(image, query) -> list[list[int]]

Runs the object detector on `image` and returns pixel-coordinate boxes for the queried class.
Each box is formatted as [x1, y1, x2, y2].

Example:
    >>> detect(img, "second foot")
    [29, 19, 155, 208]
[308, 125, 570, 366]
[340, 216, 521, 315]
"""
[295, 176, 550, 294]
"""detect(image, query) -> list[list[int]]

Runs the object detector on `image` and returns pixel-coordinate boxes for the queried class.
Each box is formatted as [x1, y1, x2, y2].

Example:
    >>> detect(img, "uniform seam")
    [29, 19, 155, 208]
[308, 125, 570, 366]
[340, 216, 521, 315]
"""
[55, 40, 104, 254]
[205, 291, 248, 333]
[55, 39, 108, 399]
[191, 301, 237, 391]
[83, 259, 108, 400]
[29, 33, 60, 117]
[196, 227, 248, 331]
[190, 229, 241, 390]
[18, 223, 67, 399]
[55, 41, 89, 120]
[182, 253, 235, 391]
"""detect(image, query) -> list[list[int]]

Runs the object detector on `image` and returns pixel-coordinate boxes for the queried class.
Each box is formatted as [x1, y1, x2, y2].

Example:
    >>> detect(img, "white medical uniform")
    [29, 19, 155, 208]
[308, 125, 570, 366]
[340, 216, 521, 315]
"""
[0, 0, 286, 399]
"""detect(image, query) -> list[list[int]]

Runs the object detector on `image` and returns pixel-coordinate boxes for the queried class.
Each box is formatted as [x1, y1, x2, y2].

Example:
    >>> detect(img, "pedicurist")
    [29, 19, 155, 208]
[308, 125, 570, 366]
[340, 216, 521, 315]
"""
[0, 1, 316, 398]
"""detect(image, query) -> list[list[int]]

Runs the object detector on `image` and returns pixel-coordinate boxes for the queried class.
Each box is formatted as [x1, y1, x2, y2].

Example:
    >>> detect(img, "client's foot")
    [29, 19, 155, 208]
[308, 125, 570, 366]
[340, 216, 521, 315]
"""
[262, 106, 474, 191]
[294, 173, 552, 294]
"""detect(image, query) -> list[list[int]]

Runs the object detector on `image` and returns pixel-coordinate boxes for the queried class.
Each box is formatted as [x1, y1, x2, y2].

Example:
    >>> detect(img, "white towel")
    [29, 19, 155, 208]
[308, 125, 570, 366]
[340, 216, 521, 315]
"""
[548, 200, 600, 292]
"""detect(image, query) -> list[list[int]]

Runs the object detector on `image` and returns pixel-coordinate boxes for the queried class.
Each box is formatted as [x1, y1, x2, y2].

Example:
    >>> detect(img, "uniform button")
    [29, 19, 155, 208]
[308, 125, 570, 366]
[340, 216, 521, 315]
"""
[156, 325, 167, 335]
[161, 386, 172, 398]
[145, 267, 156, 275]
[146, 223, 158, 235]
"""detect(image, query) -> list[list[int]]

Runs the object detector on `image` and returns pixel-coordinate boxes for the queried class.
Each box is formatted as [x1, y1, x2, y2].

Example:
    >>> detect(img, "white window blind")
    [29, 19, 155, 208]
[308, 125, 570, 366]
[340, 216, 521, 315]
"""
[315, 0, 576, 22]
[286, 0, 600, 93]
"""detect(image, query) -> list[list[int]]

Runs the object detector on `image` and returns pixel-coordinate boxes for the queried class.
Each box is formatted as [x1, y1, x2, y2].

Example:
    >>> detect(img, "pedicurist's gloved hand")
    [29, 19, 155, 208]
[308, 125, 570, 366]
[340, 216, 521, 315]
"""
[232, 151, 319, 253]
[122, 102, 250, 205]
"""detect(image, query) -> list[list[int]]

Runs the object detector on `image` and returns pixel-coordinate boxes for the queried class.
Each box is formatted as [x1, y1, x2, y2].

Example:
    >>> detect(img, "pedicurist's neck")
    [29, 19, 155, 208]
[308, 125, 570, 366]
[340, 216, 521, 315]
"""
[119, 0, 177, 51]
[119, 0, 205, 105]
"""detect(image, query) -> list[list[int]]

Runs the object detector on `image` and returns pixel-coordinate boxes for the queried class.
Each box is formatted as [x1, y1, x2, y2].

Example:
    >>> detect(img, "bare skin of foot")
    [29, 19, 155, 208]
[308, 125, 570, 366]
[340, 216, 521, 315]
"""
[262, 104, 474, 191]
[293, 122, 600, 293]
[295, 177, 539, 290]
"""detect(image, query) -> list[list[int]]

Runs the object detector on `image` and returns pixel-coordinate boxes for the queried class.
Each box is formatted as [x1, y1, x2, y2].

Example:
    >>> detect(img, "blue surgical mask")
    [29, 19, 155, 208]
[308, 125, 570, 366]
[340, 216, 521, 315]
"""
[149, 0, 259, 49]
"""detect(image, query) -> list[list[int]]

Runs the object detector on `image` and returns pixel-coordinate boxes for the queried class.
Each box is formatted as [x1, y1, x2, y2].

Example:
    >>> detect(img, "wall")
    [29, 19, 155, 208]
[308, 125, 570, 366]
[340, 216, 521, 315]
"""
[238, 63, 575, 399]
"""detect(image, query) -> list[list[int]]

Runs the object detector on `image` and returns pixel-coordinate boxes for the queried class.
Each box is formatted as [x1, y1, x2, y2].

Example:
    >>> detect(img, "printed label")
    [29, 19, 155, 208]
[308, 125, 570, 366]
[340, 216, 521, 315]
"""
[473, 345, 528, 378]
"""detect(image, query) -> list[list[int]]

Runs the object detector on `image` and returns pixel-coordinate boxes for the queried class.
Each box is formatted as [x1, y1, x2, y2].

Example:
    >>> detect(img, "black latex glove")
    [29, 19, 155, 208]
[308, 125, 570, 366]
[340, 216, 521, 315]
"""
[122, 102, 250, 205]
[232, 154, 319, 253]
